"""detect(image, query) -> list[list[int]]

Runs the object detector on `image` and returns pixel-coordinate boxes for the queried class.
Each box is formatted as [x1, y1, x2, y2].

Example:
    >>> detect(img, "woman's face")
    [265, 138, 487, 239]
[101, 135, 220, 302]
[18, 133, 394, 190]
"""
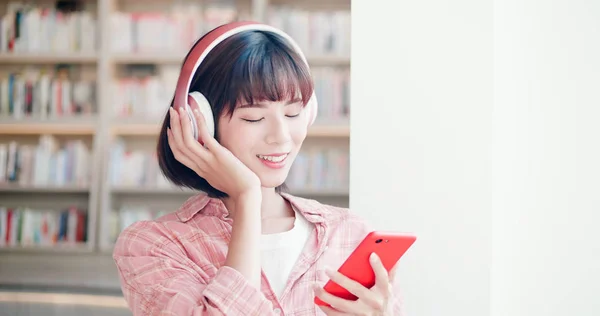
[217, 98, 309, 188]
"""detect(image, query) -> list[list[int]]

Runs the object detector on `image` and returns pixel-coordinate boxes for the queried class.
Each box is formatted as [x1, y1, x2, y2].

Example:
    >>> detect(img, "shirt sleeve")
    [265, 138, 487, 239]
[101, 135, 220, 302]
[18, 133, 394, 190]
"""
[113, 221, 276, 316]
[388, 278, 406, 316]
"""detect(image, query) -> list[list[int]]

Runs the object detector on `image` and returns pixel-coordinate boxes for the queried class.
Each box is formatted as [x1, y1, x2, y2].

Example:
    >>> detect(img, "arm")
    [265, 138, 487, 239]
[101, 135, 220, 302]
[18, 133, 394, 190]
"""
[113, 220, 275, 316]
[222, 191, 262, 288]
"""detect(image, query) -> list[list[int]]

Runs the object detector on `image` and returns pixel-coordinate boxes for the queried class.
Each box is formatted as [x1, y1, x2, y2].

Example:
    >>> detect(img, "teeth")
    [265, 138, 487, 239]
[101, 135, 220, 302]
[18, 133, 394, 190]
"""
[257, 154, 287, 163]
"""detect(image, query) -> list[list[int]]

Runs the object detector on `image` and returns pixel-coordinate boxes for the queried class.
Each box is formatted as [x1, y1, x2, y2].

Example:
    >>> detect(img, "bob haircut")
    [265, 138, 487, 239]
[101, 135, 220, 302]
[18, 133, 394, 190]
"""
[156, 29, 315, 198]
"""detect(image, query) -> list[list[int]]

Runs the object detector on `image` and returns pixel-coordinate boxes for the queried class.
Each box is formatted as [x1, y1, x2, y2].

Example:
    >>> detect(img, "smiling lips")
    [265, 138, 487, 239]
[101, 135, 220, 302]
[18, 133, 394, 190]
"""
[257, 153, 289, 169]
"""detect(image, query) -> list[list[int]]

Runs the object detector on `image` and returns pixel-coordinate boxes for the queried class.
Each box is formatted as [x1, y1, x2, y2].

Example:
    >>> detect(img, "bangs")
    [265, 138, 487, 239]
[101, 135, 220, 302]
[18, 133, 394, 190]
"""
[225, 35, 314, 113]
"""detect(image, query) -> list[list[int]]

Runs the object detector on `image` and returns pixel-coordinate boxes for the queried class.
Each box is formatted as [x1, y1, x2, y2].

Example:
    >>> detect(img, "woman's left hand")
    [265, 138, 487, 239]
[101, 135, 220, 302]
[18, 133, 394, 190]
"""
[314, 253, 396, 316]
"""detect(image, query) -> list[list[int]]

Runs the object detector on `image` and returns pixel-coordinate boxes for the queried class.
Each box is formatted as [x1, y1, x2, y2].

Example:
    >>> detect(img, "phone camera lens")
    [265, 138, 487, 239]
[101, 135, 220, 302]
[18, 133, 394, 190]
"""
[375, 239, 383, 243]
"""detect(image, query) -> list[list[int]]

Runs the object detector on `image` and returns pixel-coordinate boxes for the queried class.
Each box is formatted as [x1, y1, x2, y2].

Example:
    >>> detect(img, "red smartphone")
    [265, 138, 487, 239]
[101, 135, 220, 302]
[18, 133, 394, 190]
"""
[314, 231, 416, 306]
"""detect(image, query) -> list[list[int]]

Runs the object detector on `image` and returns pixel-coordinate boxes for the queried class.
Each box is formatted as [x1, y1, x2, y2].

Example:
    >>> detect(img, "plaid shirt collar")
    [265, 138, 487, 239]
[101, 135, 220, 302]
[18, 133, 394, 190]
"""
[174, 191, 338, 225]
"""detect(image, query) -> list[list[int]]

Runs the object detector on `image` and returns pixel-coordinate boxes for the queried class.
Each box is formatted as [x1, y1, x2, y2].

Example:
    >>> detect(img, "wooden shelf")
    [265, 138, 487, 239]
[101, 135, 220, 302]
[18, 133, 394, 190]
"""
[0, 243, 92, 254]
[110, 123, 349, 137]
[0, 185, 90, 193]
[0, 291, 128, 309]
[308, 124, 350, 137]
[111, 52, 186, 64]
[0, 118, 97, 136]
[0, 53, 98, 63]
[111, 186, 195, 195]
[111, 186, 348, 197]
[1, 0, 351, 292]
[290, 188, 350, 197]
[111, 53, 350, 66]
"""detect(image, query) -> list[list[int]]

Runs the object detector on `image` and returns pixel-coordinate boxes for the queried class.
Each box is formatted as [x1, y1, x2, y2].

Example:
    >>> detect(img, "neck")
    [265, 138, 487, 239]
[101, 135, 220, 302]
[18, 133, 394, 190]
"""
[223, 187, 293, 219]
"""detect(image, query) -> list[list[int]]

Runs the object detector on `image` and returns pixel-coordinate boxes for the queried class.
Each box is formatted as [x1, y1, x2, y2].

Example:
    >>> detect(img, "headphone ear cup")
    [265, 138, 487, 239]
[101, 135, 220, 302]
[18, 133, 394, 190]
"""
[188, 91, 215, 139]
[307, 92, 318, 126]
[184, 104, 199, 141]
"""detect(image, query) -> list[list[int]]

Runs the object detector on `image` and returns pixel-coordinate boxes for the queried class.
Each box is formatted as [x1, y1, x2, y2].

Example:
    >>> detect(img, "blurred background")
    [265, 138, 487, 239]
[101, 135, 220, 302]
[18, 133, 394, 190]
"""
[2, 0, 600, 316]
[0, 0, 350, 314]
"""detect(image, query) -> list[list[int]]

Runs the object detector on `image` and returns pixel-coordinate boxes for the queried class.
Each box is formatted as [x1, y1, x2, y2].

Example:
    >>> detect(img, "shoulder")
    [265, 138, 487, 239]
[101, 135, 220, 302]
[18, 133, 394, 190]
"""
[113, 193, 226, 258]
[323, 202, 372, 232]
[112, 219, 177, 258]
[112, 210, 218, 259]
[322, 203, 373, 245]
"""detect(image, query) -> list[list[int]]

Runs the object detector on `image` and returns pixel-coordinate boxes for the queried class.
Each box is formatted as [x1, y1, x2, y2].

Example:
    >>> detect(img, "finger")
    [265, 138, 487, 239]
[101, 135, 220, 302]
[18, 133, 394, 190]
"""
[193, 108, 219, 151]
[167, 128, 201, 174]
[168, 107, 187, 152]
[313, 284, 359, 313]
[324, 267, 373, 301]
[171, 107, 211, 171]
[325, 267, 385, 311]
[318, 305, 345, 316]
[370, 253, 390, 289]
[177, 107, 211, 160]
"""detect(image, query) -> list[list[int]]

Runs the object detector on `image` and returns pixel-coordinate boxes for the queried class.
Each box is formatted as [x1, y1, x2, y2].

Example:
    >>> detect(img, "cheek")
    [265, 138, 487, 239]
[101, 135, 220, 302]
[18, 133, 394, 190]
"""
[217, 120, 257, 156]
[290, 121, 308, 145]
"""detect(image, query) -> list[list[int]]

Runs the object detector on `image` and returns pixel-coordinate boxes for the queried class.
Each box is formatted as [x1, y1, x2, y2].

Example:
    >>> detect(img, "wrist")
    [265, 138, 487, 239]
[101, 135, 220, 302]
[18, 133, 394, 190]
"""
[231, 189, 262, 208]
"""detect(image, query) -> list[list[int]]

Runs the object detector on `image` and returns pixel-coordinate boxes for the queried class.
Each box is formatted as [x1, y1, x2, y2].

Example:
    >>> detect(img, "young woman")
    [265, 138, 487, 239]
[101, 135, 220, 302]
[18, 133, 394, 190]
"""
[113, 22, 405, 316]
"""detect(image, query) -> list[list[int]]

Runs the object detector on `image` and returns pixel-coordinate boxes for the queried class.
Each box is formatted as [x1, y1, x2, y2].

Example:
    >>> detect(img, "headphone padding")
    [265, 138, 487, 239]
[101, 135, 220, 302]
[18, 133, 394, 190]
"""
[188, 91, 215, 139]
[308, 92, 318, 126]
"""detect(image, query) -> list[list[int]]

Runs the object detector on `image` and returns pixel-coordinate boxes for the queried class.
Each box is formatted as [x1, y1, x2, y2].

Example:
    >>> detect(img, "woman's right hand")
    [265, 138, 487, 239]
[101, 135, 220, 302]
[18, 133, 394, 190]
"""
[167, 106, 262, 201]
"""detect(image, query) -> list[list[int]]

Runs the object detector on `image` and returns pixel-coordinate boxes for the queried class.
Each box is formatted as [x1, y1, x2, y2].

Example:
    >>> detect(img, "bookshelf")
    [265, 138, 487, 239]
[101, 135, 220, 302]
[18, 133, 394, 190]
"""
[0, 0, 350, 290]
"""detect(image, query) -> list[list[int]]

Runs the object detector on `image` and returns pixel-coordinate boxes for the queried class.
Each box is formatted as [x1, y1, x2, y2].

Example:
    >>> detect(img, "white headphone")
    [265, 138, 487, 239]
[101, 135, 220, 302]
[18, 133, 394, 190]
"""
[172, 21, 319, 142]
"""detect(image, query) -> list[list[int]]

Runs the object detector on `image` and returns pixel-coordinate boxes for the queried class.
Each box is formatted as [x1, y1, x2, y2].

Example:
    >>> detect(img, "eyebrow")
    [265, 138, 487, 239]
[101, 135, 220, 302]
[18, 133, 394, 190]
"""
[238, 98, 302, 109]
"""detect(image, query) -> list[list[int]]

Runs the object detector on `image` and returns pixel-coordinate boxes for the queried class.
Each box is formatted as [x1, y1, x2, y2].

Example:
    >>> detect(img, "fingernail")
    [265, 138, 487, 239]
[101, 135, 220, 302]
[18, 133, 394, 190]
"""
[179, 107, 184, 114]
[370, 252, 379, 262]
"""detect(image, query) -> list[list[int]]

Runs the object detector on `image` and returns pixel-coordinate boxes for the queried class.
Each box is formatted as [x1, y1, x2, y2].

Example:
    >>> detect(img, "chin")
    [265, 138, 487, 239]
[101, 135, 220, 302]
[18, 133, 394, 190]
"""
[257, 173, 289, 189]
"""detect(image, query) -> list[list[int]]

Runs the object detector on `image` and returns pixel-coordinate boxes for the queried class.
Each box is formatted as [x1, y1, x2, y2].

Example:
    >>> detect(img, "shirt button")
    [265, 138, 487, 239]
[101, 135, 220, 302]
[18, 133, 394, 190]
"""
[273, 308, 282, 315]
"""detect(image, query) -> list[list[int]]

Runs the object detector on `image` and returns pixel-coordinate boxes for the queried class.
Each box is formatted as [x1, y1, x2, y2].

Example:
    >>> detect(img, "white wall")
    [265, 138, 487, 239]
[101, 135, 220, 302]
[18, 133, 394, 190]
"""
[491, 1, 600, 315]
[351, 1, 600, 316]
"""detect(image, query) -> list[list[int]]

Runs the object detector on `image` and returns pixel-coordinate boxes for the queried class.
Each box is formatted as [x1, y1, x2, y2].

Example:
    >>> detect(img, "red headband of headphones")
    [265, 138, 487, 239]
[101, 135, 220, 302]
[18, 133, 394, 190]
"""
[172, 21, 318, 142]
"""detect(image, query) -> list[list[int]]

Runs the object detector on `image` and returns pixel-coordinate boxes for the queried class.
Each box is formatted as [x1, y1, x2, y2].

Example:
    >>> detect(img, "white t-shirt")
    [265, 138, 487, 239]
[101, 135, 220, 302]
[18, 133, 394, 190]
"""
[261, 206, 313, 298]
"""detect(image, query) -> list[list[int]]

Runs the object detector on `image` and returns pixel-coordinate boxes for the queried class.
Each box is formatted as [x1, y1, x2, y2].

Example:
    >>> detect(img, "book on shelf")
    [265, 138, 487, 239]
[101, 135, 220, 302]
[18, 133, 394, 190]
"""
[110, 3, 239, 54]
[312, 67, 351, 120]
[0, 135, 91, 187]
[109, 138, 172, 189]
[108, 207, 169, 244]
[0, 206, 87, 248]
[111, 65, 349, 122]
[0, 65, 97, 120]
[111, 64, 178, 120]
[287, 147, 349, 192]
[109, 137, 349, 193]
[0, 2, 97, 54]
[108, 3, 350, 58]
[266, 6, 351, 57]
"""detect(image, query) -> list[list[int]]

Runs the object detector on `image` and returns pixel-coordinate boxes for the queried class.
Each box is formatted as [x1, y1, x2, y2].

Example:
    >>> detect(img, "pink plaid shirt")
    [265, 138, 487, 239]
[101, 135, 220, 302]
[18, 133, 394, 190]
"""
[113, 192, 405, 315]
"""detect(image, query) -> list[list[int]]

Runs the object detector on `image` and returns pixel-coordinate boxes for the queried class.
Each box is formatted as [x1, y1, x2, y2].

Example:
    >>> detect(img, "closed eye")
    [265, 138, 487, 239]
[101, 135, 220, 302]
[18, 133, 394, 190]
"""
[286, 113, 300, 118]
[242, 118, 264, 123]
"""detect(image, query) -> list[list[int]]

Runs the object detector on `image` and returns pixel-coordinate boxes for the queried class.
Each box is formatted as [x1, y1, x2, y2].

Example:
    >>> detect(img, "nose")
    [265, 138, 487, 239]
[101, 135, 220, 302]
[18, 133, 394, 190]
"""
[265, 116, 292, 145]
